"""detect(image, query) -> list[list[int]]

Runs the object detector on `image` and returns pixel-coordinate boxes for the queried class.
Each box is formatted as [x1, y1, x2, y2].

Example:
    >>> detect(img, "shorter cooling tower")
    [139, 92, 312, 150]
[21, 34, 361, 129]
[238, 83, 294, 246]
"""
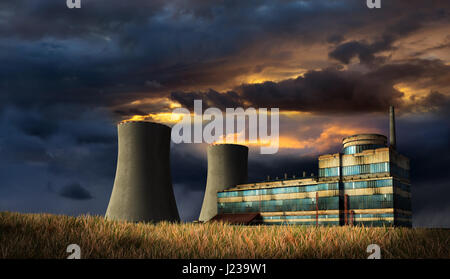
[105, 121, 180, 223]
[199, 144, 248, 222]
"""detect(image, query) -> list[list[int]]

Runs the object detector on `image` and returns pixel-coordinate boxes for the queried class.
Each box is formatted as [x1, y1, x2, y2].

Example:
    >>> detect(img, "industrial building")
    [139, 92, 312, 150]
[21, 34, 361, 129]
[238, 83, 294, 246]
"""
[212, 107, 412, 227]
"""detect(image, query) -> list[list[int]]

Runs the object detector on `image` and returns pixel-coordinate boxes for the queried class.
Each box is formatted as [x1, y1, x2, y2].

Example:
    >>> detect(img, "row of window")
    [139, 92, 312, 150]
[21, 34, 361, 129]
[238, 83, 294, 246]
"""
[319, 162, 409, 179]
[343, 179, 392, 189]
[342, 162, 389, 176]
[343, 144, 385, 155]
[218, 194, 411, 218]
[319, 167, 339, 177]
[219, 179, 410, 200]
[218, 196, 340, 214]
[217, 183, 339, 198]
[349, 213, 394, 218]
[344, 179, 411, 192]
[347, 194, 393, 210]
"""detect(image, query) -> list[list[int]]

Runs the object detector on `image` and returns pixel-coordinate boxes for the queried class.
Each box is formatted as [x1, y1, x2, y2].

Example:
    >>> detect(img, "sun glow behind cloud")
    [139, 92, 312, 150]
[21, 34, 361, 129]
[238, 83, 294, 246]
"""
[394, 83, 429, 101]
[127, 109, 377, 155]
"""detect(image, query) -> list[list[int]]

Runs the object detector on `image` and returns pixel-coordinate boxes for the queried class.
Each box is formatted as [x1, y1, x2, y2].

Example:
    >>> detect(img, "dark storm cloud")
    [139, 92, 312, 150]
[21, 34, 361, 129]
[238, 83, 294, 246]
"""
[0, 0, 167, 40]
[171, 89, 242, 110]
[59, 183, 93, 200]
[329, 39, 392, 65]
[0, 104, 117, 214]
[326, 34, 344, 45]
[411, 41, 450, 57]
[1, 0, 446, 113]
[328, 3, 448, 65]
[367, 59, 450, 86]
[238, 68, 402, 113]
[406, 91, 450, 115]
[170, 58, 450, 114]
[0, 0, 447, 123]
[328, 12, 437, 65]
[113, 108, 148, 117]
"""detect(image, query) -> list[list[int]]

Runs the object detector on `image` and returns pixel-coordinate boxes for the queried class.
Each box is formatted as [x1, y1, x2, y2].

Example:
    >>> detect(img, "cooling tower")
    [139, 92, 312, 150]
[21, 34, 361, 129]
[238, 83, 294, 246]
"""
[199, 144, 248, 222]
[105, 121, 180, 223]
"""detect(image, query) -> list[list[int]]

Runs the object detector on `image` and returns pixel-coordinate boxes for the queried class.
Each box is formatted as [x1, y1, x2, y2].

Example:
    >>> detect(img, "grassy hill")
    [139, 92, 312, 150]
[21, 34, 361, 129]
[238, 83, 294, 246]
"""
[0, 211, 448, 259]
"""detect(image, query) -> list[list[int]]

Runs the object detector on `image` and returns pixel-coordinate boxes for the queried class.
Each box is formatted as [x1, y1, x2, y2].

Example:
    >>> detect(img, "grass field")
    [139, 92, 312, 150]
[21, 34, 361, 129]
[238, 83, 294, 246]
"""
[0, 211, 448, 259]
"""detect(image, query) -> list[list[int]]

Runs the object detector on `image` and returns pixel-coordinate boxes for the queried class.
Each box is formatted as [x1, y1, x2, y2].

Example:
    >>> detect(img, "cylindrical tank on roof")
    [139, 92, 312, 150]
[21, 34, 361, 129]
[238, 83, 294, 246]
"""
[342, 134, 387, 148]
[342, 134, 387, 155]
[199, 144, 248, 222]
[105, 121, 180, 223]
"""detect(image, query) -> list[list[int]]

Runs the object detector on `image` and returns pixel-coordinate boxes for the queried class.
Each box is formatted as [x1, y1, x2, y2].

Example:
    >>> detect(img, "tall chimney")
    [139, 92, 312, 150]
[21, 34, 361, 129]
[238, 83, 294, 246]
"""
[389, 106, 396, 149]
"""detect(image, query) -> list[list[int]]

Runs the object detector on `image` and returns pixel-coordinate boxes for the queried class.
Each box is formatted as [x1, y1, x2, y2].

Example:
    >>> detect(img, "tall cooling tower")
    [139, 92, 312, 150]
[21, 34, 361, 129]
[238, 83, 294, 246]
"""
[105, 121, 180, 223]
[199, 144, 248, 222]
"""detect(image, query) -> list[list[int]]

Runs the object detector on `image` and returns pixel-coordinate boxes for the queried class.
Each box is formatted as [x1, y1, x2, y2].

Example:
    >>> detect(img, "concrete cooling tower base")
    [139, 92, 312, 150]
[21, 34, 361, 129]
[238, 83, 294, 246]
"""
[105, 121, 180, 223]
[199, 144, 248, 222]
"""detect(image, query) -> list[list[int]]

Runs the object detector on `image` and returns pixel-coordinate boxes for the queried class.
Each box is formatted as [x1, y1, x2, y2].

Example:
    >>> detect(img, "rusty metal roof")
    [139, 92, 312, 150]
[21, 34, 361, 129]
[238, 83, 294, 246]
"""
[209, 213, 260, 224]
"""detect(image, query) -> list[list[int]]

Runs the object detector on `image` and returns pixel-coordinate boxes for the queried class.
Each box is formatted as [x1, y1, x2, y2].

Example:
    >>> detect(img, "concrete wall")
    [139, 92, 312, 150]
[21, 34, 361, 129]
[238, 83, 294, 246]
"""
[342, 134, 387, 148]
[342, 148, 390, 166]
[199, 144, 248, 222]
[318, 153, 341, 168]
[233, 177, 318, 191]
[105, 121, 180, 223]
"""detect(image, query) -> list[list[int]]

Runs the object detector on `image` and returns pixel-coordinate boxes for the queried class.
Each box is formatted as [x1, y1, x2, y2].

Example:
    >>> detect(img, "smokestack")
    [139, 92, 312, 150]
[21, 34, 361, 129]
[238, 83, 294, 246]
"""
[199, 144, 248, 222]
[105, 121, 180, 223]
[389, 106, 396, 149]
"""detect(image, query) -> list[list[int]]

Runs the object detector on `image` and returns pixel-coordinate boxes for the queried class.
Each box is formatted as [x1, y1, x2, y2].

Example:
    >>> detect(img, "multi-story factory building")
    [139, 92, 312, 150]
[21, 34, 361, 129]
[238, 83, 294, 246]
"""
[215, 107, 412, 227]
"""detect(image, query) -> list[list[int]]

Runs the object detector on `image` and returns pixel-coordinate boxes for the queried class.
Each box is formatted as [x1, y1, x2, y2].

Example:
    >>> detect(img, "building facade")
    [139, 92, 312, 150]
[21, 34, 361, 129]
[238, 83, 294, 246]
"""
[216, 134, 412, 227]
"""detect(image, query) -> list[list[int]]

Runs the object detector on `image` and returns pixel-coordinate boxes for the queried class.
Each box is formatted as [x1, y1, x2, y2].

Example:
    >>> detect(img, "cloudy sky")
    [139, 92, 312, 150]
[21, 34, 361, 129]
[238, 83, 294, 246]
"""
[0, 0, 449, 227]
